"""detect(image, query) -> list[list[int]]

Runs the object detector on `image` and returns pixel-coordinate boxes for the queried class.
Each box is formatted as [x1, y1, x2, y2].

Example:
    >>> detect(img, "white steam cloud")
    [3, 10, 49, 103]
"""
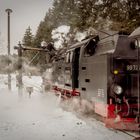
[74, 31, 87, 42]
[51, 25, 70, 49]
[51, 25, 99, 49]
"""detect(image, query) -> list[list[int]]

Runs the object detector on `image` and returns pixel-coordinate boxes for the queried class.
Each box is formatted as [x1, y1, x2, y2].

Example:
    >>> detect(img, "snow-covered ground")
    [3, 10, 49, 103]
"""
[0, 74, 134, 140]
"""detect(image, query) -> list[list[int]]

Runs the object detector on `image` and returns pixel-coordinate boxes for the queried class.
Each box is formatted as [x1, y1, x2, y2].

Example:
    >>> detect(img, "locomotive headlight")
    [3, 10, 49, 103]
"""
[113, 85, 123, 95]
[114, 70, 119, 75]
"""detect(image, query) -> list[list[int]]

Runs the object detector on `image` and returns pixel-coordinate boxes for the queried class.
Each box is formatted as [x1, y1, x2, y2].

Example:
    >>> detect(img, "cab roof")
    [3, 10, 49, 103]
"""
[129, 27, 140, 38]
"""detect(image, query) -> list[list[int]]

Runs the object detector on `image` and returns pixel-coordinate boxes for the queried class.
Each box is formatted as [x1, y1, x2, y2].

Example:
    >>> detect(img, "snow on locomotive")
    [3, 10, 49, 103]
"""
[51, 28, 140, 131]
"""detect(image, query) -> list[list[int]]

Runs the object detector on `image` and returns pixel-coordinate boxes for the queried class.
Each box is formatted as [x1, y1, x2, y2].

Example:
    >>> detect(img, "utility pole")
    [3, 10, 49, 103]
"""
[14, 42, 23, 96]
[18, 41, 23, 87]
[5, 8, 12, 90]
[137, 39, 140, 124]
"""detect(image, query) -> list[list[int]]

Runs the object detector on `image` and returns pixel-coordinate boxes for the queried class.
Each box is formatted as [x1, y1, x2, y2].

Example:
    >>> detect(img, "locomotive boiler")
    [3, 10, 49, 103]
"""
[52, 28, 140, 130]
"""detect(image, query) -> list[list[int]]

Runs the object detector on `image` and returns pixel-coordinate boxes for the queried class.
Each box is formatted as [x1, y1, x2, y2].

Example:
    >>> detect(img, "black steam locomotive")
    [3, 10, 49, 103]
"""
[51, 27, 140, 130]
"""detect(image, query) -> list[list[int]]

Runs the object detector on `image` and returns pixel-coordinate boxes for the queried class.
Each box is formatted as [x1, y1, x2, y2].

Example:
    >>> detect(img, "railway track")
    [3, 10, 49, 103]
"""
[84, 116, 139, 139]
[58, 96, 140, 140]
[118, 130, 140, 140]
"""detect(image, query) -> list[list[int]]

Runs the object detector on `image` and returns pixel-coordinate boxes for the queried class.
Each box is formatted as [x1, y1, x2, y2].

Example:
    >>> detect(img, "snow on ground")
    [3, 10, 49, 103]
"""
[0, 74, 133, 140]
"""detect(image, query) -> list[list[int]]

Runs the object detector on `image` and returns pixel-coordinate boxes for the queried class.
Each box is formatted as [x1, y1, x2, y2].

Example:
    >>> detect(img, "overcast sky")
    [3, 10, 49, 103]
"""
[0, 0, 53, 54]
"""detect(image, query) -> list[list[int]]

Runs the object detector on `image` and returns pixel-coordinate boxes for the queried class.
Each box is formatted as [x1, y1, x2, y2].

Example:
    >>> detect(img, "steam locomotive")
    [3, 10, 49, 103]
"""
[50, 27, 140, 131]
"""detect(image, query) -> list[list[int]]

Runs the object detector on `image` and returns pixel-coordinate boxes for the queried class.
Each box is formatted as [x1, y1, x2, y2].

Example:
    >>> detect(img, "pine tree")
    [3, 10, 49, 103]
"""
[33, 12, 55, 68]
[22, 26, 35, 62]
[100, 0, 140, 32]
[52, 0, 79, 28]
[22, 26, 34, 46]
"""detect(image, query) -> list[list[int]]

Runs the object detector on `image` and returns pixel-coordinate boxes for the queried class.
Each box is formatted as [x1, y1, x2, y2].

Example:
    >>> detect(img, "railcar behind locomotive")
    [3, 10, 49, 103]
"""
[51, 28, 140, 131]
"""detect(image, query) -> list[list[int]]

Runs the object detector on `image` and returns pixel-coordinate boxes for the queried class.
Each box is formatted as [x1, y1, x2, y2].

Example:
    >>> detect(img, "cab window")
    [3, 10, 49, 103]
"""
[130, 39, 139, 49]
[84, 39, 96, 57]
